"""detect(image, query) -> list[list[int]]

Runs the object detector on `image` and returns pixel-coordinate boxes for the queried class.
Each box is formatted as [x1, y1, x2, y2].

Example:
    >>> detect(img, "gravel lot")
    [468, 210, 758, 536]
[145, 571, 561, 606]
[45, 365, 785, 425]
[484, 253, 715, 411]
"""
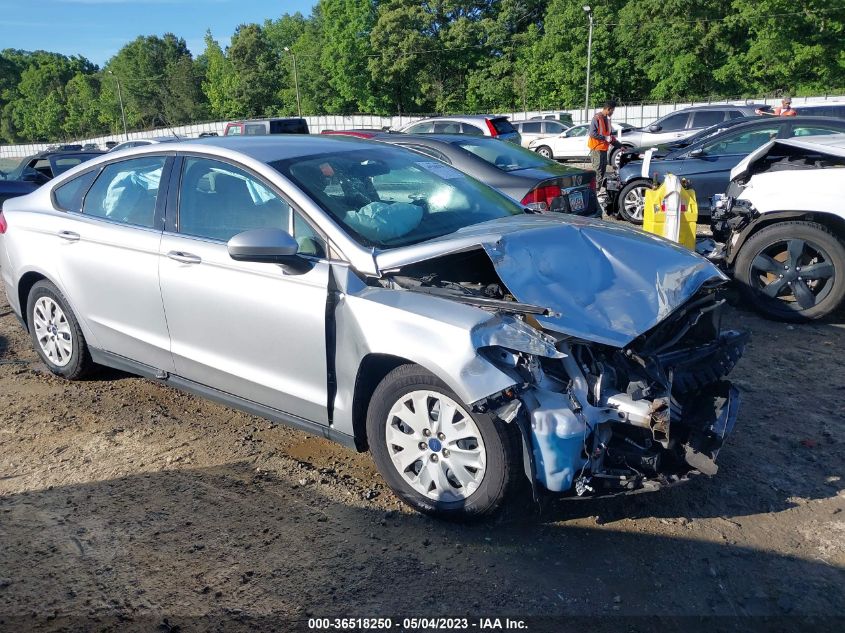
[1, 244, 844, 631]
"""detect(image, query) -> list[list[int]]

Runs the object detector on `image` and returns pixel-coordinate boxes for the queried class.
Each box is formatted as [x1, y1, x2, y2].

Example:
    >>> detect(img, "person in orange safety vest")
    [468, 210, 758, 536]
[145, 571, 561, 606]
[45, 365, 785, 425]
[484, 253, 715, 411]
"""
[588, 100, 622, 187]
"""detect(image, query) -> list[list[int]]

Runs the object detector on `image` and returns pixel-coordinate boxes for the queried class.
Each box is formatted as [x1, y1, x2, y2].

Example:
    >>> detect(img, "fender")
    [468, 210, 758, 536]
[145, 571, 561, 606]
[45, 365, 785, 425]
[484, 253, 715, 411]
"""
[726, 210, 845, 266]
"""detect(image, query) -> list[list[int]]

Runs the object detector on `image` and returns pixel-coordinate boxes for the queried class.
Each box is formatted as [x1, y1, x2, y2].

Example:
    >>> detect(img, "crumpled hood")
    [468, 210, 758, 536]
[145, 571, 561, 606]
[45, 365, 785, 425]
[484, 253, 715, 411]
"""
[376, 214, 726, 348]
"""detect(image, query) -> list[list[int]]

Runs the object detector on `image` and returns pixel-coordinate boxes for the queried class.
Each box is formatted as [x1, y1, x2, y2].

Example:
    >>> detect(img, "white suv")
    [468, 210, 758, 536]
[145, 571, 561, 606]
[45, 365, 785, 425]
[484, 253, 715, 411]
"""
[711, 134, 845, 321]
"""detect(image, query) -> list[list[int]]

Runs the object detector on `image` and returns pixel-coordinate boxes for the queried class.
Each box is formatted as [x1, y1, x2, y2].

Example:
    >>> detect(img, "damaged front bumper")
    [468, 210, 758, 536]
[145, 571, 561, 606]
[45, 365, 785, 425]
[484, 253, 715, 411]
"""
[485, 289, 747, 498]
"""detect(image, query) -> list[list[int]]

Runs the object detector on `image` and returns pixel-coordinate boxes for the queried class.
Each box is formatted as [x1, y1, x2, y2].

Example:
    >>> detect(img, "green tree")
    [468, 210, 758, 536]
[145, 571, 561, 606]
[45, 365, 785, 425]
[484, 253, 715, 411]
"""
[64, 72, 103, 138]
[319, 0, 379, 113]
[227, 23, 282, 117]
[200, 32, 240, 118]
[717, 0, 845, 96]
[100, 34, 205, 131]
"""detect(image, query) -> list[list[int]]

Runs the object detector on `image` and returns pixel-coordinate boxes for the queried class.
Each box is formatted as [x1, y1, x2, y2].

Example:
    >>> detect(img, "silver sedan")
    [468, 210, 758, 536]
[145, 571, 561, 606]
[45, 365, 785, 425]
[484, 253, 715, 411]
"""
[0, 136, 746, 519]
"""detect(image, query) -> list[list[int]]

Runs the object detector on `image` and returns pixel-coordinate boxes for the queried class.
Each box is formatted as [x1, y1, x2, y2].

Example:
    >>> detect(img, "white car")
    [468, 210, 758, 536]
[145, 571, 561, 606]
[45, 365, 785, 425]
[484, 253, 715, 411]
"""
[528, 122, 636, 161]
[711, 134, 845, 321]
[511, 120, 569, 148]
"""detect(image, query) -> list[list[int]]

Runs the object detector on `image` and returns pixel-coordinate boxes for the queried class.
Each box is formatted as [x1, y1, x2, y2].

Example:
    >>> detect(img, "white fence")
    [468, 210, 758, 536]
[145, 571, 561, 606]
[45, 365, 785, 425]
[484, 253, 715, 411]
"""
[2, 94, 844, 160]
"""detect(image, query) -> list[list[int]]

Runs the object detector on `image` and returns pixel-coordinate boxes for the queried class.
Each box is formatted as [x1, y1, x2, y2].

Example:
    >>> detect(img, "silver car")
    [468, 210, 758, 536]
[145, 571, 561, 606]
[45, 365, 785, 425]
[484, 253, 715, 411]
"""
[398, 115, 522, 145]
[0, 136, 746, 519]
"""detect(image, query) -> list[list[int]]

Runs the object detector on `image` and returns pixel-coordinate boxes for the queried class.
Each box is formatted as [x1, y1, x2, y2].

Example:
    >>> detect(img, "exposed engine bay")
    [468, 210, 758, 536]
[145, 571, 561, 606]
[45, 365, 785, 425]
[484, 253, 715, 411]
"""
[378, 246, 747, 497]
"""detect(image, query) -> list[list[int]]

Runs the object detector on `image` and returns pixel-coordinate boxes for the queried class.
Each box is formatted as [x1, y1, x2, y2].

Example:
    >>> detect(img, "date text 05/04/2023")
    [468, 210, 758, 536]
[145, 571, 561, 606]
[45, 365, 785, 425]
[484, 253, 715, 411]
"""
[307, 617, 528, 630]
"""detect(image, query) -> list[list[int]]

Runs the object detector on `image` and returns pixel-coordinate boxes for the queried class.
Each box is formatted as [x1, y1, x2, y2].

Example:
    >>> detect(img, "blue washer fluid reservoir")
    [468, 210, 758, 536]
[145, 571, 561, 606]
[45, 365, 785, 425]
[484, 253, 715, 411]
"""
[527, 390, 587, 492]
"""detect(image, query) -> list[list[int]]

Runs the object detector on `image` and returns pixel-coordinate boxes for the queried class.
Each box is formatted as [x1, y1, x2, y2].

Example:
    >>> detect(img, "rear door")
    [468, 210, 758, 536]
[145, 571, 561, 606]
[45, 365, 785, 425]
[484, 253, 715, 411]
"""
[158, 154, 332, 424]
[52, 154, 174, 369]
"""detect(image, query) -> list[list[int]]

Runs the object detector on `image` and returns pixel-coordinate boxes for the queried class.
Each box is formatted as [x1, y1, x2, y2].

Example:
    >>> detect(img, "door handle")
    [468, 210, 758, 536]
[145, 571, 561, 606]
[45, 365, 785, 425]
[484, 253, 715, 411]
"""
[57, 230, 80, 242]
[167, 251, 202, 264]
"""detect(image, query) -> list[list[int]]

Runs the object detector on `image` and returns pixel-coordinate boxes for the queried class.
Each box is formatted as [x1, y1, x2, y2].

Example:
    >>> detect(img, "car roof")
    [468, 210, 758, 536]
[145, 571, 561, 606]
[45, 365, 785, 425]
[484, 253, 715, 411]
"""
[773, 134, 845, 155]
[155, 134, 384, 162]
[669, 103, 764, 112]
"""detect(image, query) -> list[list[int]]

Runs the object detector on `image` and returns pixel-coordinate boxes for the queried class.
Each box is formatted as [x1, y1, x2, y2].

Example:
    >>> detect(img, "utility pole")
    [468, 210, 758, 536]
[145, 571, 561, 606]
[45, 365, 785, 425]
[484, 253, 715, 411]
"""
[284, 47, 302, 117]
[583, 6, 593, 125]
[108, 70, 128, 141]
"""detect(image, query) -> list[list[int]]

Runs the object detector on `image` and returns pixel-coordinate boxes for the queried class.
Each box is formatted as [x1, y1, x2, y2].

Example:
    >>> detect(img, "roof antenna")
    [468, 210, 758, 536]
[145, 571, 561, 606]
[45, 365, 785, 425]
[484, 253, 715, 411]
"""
[155, 114, 181, 140]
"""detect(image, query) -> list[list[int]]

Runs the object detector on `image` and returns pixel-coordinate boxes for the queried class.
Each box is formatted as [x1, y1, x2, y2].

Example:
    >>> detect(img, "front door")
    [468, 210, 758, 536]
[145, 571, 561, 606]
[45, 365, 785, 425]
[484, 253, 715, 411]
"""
[158, 155, 332, 424]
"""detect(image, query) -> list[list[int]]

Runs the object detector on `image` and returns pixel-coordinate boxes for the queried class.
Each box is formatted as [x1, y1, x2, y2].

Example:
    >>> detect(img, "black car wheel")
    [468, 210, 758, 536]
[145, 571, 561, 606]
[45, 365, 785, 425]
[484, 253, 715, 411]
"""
[610, 145, 632, 170]
[534, 145, 553, 159]
[367, 364, 522, 520]
[733, 221, 845, 322]
[26, 280, 95, 379]
[617, 179, 650, 224]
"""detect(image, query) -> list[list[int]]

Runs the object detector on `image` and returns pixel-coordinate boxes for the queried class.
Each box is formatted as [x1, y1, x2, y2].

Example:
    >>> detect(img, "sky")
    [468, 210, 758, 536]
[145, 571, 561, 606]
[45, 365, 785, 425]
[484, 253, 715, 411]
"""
[0, 0, 316, 66]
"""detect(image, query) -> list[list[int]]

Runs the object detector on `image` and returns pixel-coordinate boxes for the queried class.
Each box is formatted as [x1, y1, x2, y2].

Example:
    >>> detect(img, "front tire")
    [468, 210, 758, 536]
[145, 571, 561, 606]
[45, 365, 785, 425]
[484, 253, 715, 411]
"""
[366, 364, 521, 520]
[733, 221, 845, 322]
[26, 280, 94, 379]
[535, 145, 553, 159]
[617, 179, 650, 224]
[609, 145, 631, 170]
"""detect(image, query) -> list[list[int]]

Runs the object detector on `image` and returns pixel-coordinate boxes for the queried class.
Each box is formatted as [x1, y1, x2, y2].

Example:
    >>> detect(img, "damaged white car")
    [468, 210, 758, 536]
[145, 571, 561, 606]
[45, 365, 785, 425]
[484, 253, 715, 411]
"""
[0, 136, 746, 519]
[711, 134, 845, 321]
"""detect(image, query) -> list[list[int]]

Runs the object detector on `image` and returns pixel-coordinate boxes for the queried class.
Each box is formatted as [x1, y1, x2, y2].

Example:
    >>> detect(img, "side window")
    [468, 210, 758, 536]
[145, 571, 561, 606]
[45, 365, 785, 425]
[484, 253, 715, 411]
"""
[461, 123, 484, 136]
[568, 125, 588, 137]
[292, 211, 327, 257]
[657, 113, 690, 132]
[791, 126, 842, 137]
[405, 122, 434, 134]
[54, 169, 99, 213]
[702, 126, 781, 154]
[82, 157, 165, 228]
[522, 122, 542, 134]
[692, 110, 726, 128]
[726, 110, 743, 120]
[544, 122, 566, 134]
[225, 126, 242, 136]
[399, 144, 452, 164]
[244, 124, 266, 135]
[178, 157, 292, 243]
[433, 121, 461, 133]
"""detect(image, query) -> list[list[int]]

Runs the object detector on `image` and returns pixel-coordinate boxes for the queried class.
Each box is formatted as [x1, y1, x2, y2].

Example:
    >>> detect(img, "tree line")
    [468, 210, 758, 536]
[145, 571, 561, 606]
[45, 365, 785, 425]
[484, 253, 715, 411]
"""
[1, 0, 843, 143]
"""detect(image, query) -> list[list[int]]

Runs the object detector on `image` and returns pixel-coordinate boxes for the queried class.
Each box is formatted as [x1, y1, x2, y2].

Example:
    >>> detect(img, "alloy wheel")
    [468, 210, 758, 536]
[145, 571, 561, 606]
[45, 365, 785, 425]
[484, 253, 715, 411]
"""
[384, 390, 487, 502]
[32, 296, 73, 367]
[622, 186, 646, 221]
[750, 238, 835, 311]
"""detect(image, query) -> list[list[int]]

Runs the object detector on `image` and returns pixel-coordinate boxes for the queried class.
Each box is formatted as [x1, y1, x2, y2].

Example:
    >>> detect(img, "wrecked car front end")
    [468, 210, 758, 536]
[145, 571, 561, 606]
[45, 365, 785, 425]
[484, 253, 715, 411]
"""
[374, 215, 747, 497]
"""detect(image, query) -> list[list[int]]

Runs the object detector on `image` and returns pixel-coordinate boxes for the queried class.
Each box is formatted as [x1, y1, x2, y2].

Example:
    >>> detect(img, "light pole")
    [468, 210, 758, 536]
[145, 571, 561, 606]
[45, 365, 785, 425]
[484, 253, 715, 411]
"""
[107, 70, 128, 141]
[283, 47, 302, 117]
[583, 5, 593, 125]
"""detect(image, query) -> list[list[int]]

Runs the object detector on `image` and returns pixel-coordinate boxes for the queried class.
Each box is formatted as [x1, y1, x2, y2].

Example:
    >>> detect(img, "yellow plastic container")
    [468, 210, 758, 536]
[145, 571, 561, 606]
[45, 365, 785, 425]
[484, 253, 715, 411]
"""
[643, 174, 698, 250]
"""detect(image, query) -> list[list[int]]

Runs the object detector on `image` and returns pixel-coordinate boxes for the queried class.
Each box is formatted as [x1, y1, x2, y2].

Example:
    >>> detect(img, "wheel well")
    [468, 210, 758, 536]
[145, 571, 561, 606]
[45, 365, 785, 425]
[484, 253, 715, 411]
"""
[728, 212, 845, 265]
[17, 272, 47, 330]
[351, 354, 412, 452]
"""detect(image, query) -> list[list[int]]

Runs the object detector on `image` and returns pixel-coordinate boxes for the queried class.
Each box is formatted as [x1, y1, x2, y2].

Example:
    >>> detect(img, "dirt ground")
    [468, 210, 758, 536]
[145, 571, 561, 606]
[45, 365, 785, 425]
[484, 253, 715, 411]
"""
[1, 275, 844, 631]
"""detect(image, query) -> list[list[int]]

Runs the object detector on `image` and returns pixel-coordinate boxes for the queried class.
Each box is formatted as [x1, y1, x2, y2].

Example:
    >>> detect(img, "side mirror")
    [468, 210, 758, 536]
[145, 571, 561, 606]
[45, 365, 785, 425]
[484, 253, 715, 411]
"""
[688, 148, 705, 158]
[227, 228, 312, 274]
[648, 124, 662, 133]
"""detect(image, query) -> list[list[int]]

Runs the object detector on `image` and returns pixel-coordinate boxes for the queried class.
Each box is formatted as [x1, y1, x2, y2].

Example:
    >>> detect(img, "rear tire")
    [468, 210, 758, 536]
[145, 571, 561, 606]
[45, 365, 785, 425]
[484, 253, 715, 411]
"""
[733, 221, 845, 322]
[535, 145, 553, 159]
[617, 179, 650, 224]
[26, 280, 94, 379]
[366, 364, 522, 520]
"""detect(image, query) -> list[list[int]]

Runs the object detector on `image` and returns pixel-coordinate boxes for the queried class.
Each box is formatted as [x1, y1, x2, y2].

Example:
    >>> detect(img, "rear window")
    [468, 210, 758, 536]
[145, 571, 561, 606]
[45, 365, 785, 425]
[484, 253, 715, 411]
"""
[454, 137, 556, 172]
[269, 119, 309, 134]
[53, 169, 99, 212]
[490, 118, 516, 134]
